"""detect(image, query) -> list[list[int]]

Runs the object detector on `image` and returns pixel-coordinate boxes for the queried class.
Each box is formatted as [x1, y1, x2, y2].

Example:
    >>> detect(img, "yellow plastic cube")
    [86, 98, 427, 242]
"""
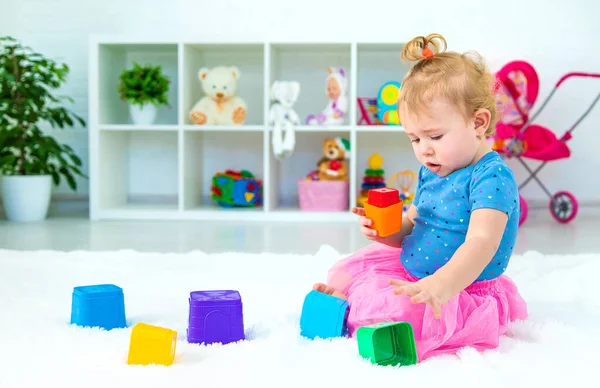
[127, 322, 178, 366]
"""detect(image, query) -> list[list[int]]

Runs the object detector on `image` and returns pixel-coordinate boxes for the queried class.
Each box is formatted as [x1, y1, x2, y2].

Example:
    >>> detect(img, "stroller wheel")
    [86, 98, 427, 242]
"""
[518, 195, 528, 226]
[549, 191, 578, 224]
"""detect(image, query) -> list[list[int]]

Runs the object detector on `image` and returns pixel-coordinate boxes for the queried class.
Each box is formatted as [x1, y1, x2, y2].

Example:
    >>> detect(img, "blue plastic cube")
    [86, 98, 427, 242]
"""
[300, 290, 349, 339]
[70, 284, 126, 330]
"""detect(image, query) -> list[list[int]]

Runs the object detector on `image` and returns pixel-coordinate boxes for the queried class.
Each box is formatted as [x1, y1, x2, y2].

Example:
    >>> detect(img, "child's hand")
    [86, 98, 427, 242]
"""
[352, 207, 382, 241]
[388, 276, 453, 319]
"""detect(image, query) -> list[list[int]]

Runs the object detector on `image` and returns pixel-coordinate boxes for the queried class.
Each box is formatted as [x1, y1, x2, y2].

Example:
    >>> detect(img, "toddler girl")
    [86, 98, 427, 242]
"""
[312, 33, 528, 361]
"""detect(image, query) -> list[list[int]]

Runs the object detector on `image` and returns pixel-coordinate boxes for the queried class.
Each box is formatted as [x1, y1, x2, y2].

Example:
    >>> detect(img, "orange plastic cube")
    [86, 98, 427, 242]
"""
[364, 200, 403, 237]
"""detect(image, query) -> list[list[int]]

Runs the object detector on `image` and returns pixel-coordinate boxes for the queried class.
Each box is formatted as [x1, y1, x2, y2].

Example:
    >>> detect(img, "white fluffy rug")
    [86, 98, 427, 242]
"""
[1, 246, 599, 388]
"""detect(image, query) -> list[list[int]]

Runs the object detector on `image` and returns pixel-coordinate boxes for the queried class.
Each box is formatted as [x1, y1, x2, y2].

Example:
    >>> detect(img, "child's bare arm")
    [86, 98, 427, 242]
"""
[432, 207, 508, 295]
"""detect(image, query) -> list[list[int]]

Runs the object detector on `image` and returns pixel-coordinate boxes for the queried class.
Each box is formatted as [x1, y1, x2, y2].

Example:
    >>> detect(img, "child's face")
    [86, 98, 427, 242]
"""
[400, 97, 488, 177]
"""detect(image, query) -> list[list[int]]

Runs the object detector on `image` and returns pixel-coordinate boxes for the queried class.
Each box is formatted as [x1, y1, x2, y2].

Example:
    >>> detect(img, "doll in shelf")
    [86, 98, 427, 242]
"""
[305, 67, 348, 126]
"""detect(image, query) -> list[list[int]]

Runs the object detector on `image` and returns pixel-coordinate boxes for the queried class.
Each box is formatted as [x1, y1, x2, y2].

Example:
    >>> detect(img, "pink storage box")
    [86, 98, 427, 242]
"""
[297, 179, 349, 212]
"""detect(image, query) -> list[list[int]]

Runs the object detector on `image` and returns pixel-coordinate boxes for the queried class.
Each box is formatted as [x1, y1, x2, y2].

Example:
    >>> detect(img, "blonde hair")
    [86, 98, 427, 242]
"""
[397, 33, 498, 136]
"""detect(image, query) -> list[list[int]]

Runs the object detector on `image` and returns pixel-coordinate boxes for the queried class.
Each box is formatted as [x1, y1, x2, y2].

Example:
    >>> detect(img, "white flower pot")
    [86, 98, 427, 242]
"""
[130, 103, 157, 125]
[1, 175, 52, 222]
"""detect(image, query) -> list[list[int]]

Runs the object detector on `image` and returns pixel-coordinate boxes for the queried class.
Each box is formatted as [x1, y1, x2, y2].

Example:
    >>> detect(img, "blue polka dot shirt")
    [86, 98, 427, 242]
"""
[400, 151, 520, 282]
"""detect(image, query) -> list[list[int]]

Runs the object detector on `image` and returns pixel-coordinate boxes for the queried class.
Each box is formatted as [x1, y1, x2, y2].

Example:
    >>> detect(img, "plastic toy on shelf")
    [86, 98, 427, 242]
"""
[357, 97, 382, 125]
[387, 170, 417, 213]
[377, 81, 402, 125]
[357, 153, 386, 206]
[211, 169, 262, 208]
[187, 290, 245, 345]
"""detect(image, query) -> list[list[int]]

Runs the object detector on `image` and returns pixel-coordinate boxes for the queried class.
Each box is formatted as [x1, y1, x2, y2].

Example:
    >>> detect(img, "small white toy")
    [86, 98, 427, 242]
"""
[305, 67, 348, 126]
[268, 80, 301, 159]
[189, 66, 247, 125]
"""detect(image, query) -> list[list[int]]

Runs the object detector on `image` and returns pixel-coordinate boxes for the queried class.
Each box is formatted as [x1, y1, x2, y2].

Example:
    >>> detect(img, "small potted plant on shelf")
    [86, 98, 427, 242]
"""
[0, 36, 87, 222]
[118, 62, 170, 125]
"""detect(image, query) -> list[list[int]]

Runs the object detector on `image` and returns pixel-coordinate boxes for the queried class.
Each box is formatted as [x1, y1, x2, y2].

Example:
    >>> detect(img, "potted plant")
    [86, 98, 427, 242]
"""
[118, 62, 170, 125]
[0, 36, 86, 222]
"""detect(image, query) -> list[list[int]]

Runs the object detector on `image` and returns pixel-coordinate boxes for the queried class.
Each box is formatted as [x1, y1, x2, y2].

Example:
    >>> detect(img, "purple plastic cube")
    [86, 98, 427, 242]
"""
[187, 290, 245, 345]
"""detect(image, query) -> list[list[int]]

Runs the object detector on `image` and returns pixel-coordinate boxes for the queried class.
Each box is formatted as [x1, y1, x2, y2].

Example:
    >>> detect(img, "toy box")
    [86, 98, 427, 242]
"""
[297, 179, 349, 212]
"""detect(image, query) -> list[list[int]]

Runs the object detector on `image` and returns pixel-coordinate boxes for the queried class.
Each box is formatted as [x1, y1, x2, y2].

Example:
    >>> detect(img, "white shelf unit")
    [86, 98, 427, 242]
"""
[88, 38, 422, 221]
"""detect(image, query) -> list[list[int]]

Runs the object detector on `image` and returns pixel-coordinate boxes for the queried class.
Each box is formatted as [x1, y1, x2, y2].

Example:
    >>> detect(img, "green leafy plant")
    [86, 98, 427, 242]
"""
[0, 36, 86, 190]
[118, 62, 170, 107]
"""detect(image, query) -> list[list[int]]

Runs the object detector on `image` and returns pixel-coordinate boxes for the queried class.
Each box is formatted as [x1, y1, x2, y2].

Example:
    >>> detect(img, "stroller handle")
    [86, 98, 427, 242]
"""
[556, 72, 600, 87]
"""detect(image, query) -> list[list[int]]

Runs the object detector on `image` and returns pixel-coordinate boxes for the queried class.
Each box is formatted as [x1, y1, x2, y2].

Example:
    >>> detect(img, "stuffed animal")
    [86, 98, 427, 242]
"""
[306, 67, 348, 126]
[268, 80, 301, 159]
[189, 66, 247, 125]
[316, 137, 350, 181]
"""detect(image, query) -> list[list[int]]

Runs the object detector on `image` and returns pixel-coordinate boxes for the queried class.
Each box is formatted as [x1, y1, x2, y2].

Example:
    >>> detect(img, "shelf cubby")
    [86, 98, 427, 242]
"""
[181, 43, 265, 127]
[267, 130, 351, 212]
[355, 131, 420, 207]
[356, 43, 409, 128]
[269, 43, 352, 129]
[97, 129, 179, 214]
[97, 43, 179, 126]
[181, 130, 264, 212]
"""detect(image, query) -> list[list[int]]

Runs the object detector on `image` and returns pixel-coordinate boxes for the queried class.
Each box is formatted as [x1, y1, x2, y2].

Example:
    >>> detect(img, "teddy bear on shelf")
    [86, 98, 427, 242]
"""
[268, 80, 301, 159]
[305, 67, 348, 126]
[316, 137, 350, 181]
[189, 66, 247, 125]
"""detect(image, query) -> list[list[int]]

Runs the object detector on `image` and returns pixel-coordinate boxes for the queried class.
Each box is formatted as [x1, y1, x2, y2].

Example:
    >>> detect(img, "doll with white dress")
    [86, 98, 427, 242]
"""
[305, 67, 348, 126]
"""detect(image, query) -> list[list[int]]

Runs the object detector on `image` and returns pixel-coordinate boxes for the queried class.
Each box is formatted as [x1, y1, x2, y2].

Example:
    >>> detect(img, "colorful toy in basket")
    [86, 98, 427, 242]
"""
[387, 170, 417, 213]
[316, 137, 350, 181]
[306, 67, 348, 125]
[357, 153, 386, 206]
[377, 81, 402, 125]
[363, 187, 403, 237]
[211, 169, 262, 207]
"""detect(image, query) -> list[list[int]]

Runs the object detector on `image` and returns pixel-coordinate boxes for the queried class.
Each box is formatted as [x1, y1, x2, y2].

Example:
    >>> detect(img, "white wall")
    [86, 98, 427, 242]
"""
[3, 0, 599, 204]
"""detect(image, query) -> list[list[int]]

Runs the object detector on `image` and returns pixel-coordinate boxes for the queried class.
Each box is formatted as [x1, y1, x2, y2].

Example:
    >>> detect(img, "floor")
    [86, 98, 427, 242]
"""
[0, 201, 597, 255]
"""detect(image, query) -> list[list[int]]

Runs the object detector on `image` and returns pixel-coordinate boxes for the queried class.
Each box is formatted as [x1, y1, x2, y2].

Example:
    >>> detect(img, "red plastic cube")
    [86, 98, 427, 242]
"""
[367, 188, 400, 208]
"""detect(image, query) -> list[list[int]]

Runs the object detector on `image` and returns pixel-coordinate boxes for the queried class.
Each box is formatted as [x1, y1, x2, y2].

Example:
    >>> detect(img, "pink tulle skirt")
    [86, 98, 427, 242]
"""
[327, 243, 528, 361]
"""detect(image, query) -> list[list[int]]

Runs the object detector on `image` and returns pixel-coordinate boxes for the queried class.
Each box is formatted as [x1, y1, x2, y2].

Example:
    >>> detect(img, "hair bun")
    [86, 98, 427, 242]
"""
[401, 33, 447, 62]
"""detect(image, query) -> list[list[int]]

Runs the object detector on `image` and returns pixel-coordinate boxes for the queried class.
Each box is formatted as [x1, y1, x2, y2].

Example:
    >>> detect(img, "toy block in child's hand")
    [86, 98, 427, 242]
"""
[364, 188, 403, 237]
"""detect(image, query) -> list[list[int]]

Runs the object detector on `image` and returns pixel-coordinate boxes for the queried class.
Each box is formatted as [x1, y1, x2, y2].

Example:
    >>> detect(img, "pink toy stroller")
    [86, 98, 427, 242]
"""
[492, 60, 600, 226]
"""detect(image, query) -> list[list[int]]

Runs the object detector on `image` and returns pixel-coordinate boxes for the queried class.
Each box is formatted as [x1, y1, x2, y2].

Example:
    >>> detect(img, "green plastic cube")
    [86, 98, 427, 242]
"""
[356, 322, 418, 367]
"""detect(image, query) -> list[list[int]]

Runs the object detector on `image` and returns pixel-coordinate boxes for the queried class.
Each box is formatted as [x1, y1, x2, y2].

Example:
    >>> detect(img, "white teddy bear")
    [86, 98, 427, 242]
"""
[189, 66, 247, 125]
[268, 80, 301, 159]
